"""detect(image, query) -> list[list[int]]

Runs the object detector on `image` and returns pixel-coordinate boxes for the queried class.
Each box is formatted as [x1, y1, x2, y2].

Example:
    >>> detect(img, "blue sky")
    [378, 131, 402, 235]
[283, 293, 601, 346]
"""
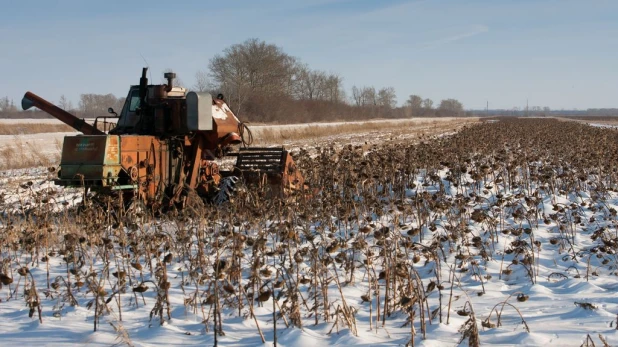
[1, 0, 616, 110]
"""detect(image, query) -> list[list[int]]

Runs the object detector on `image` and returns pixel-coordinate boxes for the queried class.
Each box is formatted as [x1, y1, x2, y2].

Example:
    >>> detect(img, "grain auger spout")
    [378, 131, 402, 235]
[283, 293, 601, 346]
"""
[21, 91, 104, 135]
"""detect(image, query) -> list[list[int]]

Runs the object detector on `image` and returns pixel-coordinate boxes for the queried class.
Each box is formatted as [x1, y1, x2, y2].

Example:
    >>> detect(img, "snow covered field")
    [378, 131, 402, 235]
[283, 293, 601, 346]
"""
[1, 118, 617, 347]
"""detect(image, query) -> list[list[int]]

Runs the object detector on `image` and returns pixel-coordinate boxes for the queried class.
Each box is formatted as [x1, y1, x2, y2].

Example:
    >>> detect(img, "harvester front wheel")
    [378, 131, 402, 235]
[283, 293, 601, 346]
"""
[210, 176, 239, 205]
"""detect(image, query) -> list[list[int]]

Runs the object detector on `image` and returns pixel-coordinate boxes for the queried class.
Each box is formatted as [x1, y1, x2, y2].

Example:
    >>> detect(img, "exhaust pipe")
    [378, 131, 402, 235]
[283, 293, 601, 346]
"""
[139, 67, 148, 105]
[164, 72, 176, 92]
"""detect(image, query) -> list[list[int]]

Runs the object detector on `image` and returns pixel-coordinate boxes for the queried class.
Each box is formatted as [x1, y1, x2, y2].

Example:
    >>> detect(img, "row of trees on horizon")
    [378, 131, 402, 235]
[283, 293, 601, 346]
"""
[0, 38, 469, 122]
[3, 38, 613, 122]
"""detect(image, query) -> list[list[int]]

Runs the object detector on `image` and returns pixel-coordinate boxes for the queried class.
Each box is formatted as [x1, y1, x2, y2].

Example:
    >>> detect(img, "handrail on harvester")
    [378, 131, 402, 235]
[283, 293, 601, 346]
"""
[21, 91, 104, 136]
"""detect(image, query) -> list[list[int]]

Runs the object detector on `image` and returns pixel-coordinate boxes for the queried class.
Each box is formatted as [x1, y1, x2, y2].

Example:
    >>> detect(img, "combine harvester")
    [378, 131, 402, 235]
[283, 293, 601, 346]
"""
[21, 68, 304, 210]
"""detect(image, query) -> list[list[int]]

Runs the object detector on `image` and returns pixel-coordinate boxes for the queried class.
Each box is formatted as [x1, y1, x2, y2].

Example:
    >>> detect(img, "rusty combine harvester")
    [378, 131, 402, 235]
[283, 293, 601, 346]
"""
[21, 68, 304, 209]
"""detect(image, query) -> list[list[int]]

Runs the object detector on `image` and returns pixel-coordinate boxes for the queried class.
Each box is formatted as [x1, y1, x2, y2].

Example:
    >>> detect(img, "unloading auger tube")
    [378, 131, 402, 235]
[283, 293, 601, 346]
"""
[21, 91, 104, 135]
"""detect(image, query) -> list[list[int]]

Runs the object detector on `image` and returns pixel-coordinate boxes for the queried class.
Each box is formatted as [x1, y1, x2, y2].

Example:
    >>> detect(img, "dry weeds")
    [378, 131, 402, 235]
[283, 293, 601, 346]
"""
[0, 123, 73, 135]
[0, 136, 61, 170]
[1, 118, 617, 345]
[252, 118, 478, 144]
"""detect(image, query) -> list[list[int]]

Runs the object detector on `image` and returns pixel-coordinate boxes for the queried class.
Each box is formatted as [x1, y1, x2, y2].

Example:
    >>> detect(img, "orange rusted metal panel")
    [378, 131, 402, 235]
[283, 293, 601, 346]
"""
[105, 136, 119, 163]
[283, 153, 304, 191]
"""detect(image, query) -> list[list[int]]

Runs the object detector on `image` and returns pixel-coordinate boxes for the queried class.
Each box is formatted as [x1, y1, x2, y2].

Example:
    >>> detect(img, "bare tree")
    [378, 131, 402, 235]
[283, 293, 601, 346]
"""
[404, 94, 422, 117]
[208, 38, 298, 115]
[79, 94, 122, 118]
[295, 64, 327, 100]
[351, 86, 381, 107]
[58, 95, 73, 111]
[511, 106, 520, 116]
[0, 97, 16, 112]
[406, 95, 423, 109]
[438, 98, 464, 117]
[361, 86, 376, 106]
[422, 98, 434, 110]
[377, 87, 397, 108]
[324, 74, 345, 103]
[193, 70, 210, 92]
[351, 86, 363, 107]
[530, 106, 542, 116]
[209, 46, 251, 115]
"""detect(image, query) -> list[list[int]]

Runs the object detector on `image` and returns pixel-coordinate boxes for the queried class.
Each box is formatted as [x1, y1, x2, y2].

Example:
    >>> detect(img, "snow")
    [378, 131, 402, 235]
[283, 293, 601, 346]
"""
[0, 118, 617, 347]
[0, 131, 77, 153]
[588, 123, 618, 129]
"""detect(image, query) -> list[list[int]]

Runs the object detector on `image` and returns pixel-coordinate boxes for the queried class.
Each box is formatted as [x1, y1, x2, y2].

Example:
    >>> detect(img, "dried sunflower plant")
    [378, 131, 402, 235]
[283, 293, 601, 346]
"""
[0, 118, 617, 345]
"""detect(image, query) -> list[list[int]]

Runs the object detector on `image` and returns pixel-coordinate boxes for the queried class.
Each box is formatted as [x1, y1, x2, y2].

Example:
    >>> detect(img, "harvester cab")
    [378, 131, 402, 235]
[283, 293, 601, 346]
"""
[21, 68, 304, 209]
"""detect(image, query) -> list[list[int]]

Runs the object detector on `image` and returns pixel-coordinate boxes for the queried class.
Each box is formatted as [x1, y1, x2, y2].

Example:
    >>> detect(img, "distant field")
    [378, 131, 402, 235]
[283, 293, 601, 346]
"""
[0, 117, 470, 134]
[0, 118, 65, 124]
[0, 123, 74, 135]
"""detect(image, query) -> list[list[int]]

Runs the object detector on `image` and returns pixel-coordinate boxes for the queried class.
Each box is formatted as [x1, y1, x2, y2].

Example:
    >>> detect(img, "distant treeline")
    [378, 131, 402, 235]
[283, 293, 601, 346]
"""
[0, 96, 473, 123]
[0, 94, 125, 120]
[1, 39, 476, 123]
[5, 38, 613, 124]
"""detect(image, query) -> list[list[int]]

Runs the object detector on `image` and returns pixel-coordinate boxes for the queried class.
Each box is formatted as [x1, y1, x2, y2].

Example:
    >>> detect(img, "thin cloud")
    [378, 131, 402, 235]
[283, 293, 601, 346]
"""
[420, 25, 489, 51]
[290, 0, 420, 16]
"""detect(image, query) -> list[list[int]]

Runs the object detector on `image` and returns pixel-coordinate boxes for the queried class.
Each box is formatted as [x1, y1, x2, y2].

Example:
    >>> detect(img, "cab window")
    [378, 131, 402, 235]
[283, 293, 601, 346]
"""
[117, 89, 141, 128]
[128, 92, 141, 112]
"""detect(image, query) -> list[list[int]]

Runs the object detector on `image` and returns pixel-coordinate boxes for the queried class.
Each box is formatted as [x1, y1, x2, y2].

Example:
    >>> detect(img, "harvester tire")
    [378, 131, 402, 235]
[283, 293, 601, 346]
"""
[211, 176, 239, 205]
